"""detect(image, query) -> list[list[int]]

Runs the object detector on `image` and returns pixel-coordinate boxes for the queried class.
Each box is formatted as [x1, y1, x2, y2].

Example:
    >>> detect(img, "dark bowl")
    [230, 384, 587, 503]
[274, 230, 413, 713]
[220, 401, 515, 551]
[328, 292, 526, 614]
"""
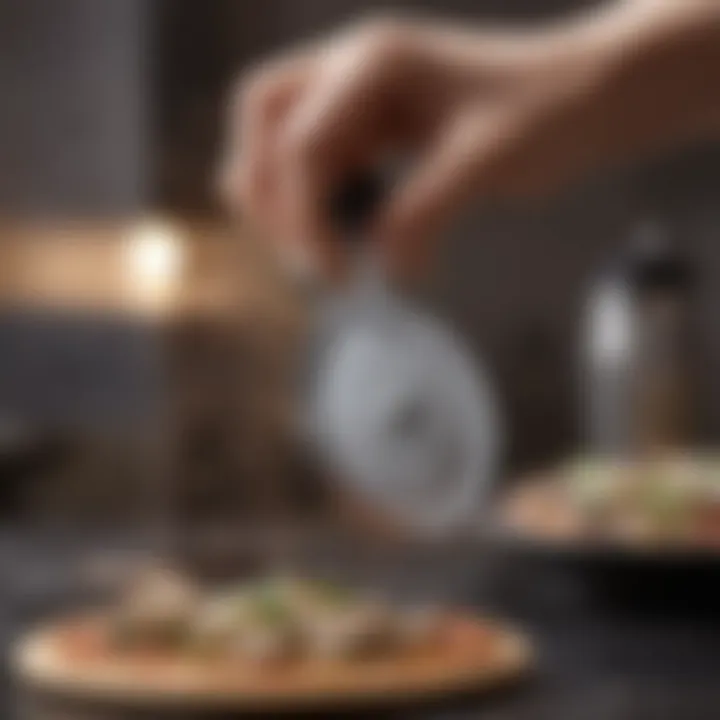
[484, 517, 720, 616]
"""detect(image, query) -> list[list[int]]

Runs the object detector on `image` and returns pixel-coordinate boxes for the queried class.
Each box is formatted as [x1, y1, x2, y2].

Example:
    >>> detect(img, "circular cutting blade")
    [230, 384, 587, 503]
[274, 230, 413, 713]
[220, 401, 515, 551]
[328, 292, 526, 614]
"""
[307, 286, 500, 534]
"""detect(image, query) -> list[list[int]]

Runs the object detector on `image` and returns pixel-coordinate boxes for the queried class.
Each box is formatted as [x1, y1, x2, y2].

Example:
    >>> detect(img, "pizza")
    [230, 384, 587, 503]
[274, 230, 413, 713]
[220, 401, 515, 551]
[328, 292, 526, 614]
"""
[501, 453, 720, 547]
[15, 568, 530, 709]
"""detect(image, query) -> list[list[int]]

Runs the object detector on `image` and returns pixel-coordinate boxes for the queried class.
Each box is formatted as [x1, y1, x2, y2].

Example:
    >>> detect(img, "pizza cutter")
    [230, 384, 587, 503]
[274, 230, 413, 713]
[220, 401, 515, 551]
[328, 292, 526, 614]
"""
[301, 172, 501, 535]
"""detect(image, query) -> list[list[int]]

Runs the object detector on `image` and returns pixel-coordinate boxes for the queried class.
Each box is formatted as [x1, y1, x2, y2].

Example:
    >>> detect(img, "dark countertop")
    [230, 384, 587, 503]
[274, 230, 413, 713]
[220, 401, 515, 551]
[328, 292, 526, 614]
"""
[4, 528, 720, 720]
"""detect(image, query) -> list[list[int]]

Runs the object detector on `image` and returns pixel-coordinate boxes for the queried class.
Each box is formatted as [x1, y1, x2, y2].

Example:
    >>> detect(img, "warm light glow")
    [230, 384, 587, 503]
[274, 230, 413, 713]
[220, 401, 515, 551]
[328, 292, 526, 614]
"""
[124, 217, 186, 312]
[127, 218, 185, 283]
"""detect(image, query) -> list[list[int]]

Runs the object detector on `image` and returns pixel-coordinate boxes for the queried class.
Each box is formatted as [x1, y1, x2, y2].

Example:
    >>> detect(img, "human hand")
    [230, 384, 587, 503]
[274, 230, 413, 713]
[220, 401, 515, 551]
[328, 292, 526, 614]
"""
[221, 4, 720, 281]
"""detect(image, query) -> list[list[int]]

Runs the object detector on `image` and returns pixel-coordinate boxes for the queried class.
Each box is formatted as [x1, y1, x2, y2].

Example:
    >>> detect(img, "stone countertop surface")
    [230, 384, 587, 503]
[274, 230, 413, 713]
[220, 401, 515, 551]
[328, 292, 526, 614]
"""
[3, 528, 720, 719]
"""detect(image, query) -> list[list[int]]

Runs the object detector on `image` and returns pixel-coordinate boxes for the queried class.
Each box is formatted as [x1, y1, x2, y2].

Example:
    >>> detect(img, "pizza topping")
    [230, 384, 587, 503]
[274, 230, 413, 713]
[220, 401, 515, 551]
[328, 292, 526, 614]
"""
[506, 454, 720, 546]
[108, 568, 199, 651]
[106, 571, 440, 663]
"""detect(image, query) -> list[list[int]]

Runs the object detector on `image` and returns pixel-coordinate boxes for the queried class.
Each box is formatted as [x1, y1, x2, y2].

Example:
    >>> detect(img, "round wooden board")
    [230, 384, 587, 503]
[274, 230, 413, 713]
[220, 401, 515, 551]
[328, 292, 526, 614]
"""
[13, 614, 532, 712]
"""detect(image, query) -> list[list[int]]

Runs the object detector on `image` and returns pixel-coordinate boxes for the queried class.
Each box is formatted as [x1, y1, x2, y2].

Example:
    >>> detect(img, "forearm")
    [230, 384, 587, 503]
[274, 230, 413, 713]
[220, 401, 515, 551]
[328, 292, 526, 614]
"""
[409, 1, 720, 181]
[575, 0, 720, 159]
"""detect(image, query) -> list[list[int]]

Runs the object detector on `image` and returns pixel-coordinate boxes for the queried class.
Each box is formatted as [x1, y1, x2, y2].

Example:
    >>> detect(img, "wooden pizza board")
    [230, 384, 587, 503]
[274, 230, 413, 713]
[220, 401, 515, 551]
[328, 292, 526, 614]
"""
[13, 613, 532, 712]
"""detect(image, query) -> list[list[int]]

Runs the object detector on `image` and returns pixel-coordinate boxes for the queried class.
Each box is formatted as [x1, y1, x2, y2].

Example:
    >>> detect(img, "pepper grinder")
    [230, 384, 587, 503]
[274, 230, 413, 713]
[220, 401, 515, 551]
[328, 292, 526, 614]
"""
[581, 220, 694, 458]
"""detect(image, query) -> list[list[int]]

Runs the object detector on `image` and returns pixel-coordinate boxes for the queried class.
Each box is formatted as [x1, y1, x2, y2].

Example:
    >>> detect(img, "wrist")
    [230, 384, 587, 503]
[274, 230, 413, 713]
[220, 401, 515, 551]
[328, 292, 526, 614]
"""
[557, 0, 720, 163]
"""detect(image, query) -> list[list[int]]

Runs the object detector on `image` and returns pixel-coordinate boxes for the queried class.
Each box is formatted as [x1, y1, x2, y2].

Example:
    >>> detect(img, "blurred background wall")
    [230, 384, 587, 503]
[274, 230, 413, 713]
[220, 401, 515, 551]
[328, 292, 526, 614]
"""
[0, 0, 147, 217]
[1, 0, 720, 529]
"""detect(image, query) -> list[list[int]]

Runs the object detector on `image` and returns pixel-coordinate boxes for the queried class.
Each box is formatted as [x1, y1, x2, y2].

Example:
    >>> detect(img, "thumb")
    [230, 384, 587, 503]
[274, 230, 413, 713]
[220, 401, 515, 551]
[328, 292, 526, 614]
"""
[374, 110, 513, 280]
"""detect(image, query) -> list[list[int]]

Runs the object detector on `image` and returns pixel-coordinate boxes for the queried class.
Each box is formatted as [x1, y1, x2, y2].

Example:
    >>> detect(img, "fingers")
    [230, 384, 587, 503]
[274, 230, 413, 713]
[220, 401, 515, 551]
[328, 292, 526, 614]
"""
[219, 57, 310, 232]
[373, 109, 504, 279]
[220, 45, 383, 280]
[272, 32, 403, 279]
[222, 20, 472, 284]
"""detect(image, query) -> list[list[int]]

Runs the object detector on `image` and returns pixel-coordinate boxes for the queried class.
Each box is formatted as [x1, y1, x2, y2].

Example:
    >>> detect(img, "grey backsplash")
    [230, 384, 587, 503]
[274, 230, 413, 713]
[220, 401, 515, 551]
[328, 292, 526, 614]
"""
[0, 0, 147, 217]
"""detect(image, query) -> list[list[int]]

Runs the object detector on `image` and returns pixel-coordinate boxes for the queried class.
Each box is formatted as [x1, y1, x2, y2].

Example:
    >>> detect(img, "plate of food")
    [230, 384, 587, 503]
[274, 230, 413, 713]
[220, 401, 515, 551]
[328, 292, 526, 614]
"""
[495, 453, 720, 561]
[14, 567, 532, 711]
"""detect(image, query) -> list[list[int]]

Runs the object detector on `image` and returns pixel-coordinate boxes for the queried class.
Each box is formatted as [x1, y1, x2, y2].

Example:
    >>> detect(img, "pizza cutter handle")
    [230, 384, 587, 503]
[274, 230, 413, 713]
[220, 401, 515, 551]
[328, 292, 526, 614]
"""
[329, 171, 386, 241]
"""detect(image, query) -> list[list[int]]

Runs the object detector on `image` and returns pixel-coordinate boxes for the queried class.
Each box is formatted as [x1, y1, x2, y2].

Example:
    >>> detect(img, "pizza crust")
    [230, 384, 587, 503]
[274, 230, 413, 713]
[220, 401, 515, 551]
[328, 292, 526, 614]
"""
[14, 613, 531, 711]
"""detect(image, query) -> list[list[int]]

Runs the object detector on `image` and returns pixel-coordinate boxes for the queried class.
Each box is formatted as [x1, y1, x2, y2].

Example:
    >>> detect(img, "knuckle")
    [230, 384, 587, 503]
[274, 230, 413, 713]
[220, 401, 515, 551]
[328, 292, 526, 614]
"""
[234, 168, 255, 206]
[350, 15, 408, 63]
[355, 15, 404, 43]
[216, 163, 241, 209]
[231, 67, 276, 119]
[244, 76, 270, 111]
[280, 121, 321, 168]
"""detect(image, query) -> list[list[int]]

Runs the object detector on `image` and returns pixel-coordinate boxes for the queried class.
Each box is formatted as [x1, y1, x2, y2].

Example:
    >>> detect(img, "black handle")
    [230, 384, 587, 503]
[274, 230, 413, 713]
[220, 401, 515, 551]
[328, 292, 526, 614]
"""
[329, 171, 386, 240]
[625, 222, 695, 293]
